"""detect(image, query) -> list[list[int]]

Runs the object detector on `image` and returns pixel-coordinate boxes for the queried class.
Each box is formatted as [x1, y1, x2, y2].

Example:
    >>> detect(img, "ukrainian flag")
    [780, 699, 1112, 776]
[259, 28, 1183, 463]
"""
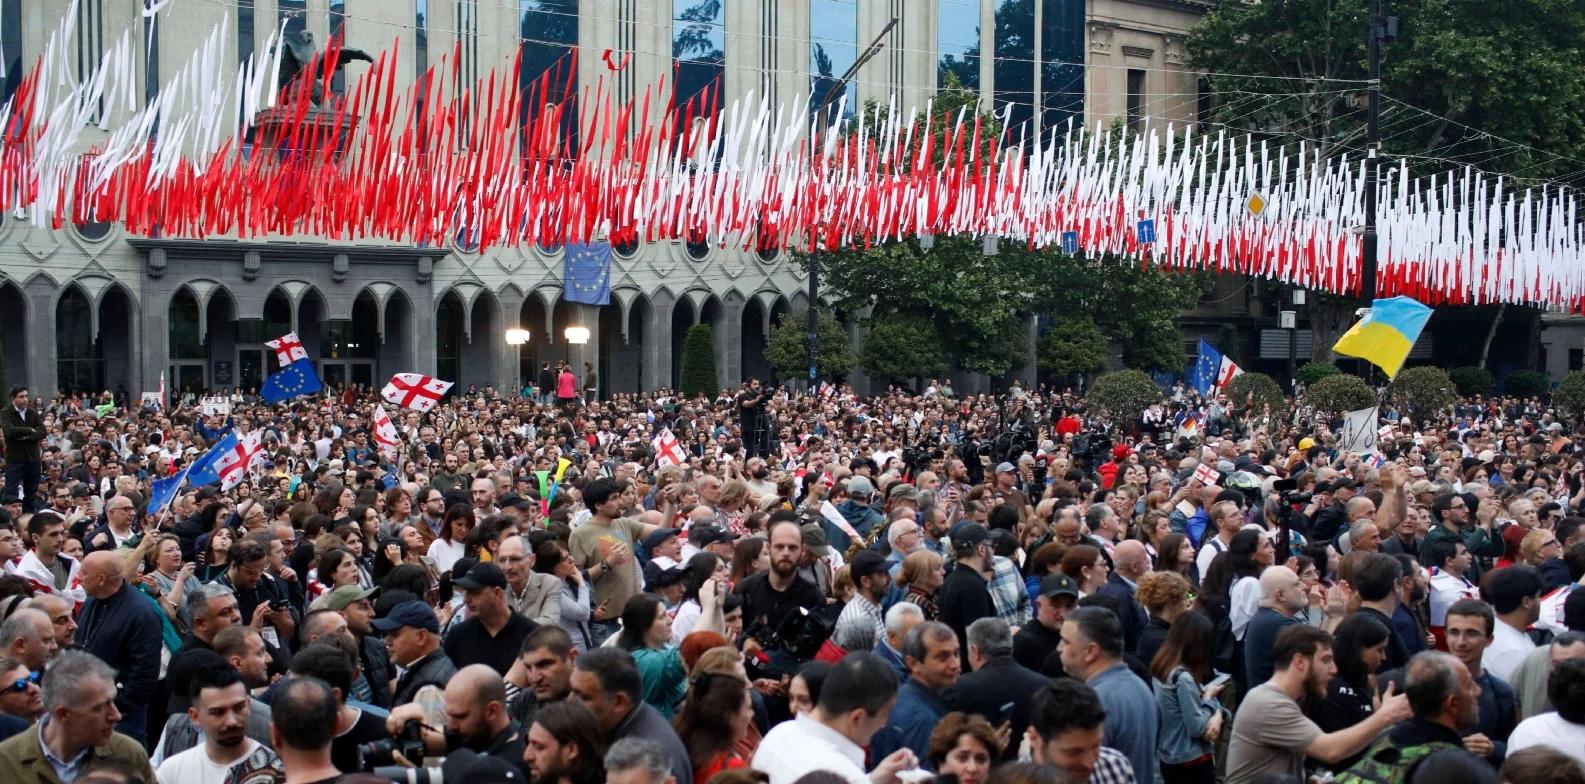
[1332, 296, 1432, 378]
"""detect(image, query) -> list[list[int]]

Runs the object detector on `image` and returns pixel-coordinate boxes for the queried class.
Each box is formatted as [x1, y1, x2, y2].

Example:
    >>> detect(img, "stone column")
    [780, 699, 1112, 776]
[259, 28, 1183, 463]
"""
[26, 279, 56, 400]
[644, 292, 675, 392]
[497, 287, 526, 395]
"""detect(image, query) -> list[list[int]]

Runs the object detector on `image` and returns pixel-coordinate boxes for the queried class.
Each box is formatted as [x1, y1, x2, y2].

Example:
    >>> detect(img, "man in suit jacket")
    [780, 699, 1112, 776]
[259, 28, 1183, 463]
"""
[0, 387, 45, 512]
[949, 617, 1052, 762]
[1096, 540, 1152, 654]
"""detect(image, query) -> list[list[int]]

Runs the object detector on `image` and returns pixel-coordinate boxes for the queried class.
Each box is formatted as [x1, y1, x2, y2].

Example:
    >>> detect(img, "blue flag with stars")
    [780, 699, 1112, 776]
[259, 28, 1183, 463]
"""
[148, 464, 192, 515]
[1187, 339, 1224, 397]
[564, 242, 612, 305]
[186, 430, 236, 487]
[261, 358, 324, 404]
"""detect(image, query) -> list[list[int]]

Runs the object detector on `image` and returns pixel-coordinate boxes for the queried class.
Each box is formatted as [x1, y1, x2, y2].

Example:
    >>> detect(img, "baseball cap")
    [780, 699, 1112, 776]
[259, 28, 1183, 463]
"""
[644, 562, 689, 588]
[1297, 437, 1317, 451]
[690, 525, 737, 549]
[887, 483, 920, 502]
[849, 550, 890, 581]
[951, 525, 989, 552]
[441, 749, 524, 784]
[1038, 573, 1080, 600]
[69, 485, 92, 498]
[453, 562, 508, 591]
[312, 585, 379, 612]
[848, 475, 876, 498]
[800, 523, 830, 557]
[642, 528, 680, 551]
[994, 462, 1016, 474]
[370, 600, 440, 634]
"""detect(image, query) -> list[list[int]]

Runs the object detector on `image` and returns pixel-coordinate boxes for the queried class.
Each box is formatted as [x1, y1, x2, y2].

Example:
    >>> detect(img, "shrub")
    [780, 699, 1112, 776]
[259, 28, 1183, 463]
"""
[765, 311, 856, 382]
[678, 324, 717, 397]
[1448, 366, 1496, 397]
[1224, 371, 1286, 413]
[860, 315, 948, 385]
[1554, 371, 1585, 423]
[1505, 369, 1551, 398]
[1089, 370, 1162, 427]
[1306, 373, 1375, 413]
[1296, 362, 1342, 387]
[1037, 317, 1108, 380]
[1388, 366, 1458, 415]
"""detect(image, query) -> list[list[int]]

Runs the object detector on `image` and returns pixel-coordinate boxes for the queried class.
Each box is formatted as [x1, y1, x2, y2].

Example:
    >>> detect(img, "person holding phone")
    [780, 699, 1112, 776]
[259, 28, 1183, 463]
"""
[1149, 611, 1228, 784]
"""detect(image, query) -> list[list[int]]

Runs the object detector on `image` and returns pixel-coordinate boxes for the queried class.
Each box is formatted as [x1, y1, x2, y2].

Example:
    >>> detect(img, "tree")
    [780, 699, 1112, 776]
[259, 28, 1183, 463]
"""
[1214, 323, 1241, 366]
[1389, 367, 1458, 416]
[1449, 366, 1496, 397]
[678, 324, 717, 398]
[1088, 370, 1161, 428]
[860, 315, 948, 387]
[1225, 372, 1286, 414]
[1296, 362, 1342, 387]
[1307, 374, 1376, 414]
[764, 311, 856, 382]
[1505, 370, 1551, 398]
[1554, 371, 1585, 423]
[1037, 317, 1108, 383]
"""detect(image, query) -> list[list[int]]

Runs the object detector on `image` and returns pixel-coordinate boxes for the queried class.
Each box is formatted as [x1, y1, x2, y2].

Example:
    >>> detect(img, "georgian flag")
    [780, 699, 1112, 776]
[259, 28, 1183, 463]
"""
[652, 428, 686, 468]
[381, 373, 454, 412]
[265, 332, 308, 368]
[372, 405, 401, 458]
[1216, 355, 1243, 391]
[214, 431, 263, 491]
[1193, 463, 1220, 487]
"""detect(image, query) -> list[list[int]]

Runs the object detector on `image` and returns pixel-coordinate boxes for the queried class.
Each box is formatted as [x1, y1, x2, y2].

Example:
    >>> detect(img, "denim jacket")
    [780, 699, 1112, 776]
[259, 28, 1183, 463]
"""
[1152, 667, 1223, 765]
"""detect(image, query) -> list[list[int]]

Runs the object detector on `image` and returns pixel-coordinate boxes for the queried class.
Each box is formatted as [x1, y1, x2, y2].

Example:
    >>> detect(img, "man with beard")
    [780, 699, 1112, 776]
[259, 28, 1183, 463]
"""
[156, 665, 280, 784]
[1226, 626, 1412, 784]
[745, 457, 778, 500]
[939, 459, 973, 525]
[737, 519, 823, 676]
[524, 700, 607, 784]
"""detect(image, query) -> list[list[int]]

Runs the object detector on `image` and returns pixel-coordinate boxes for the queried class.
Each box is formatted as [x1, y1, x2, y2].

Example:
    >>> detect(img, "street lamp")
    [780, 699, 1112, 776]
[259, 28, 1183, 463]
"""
[564, 326, 590, 345]
[505, 328, 531, 345]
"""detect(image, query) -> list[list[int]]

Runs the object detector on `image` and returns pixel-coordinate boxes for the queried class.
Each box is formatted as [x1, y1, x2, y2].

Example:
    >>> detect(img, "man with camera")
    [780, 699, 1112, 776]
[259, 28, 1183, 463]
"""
[382, 664, 532, 780]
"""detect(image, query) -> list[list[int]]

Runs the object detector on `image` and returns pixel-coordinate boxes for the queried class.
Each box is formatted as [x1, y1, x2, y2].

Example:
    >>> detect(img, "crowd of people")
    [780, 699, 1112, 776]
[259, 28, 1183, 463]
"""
[0, 375, 1580, 784]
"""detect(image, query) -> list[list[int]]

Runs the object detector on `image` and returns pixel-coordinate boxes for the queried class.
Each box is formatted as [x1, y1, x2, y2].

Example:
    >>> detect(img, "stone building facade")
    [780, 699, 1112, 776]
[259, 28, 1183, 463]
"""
[0, 0, 1210, 399]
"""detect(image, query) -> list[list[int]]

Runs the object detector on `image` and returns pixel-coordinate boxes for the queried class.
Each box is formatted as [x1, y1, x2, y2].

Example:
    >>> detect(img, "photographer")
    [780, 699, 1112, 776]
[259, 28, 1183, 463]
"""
[381, 664, 531, 780]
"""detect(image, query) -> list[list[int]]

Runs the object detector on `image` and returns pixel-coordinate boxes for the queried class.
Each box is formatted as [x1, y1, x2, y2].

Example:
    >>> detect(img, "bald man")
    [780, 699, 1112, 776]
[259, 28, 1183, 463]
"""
[24, 594, 77, 652]
[1096, 540, 1152, 652]
[1242, 566, 1310, 687]
[0, 609, 56, 673]
[385, 663, 529, 778]
[74, 549, 164, 744]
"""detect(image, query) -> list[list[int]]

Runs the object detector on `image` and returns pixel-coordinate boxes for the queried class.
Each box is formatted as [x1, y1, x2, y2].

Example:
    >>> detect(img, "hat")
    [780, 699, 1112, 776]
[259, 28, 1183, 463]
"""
[994, 462, 1017, 474]
[689, 525, 737, 549]
[1216, 459, 1237, 475]
[441, 749, 524, 784]
[1112, 444, 1132, 461]
[1548, 422, 1566, 433]
[312, 585, 378, 612]
[643, 561, 689, 588]
[1297, 437, 1317, 451]
[453, 562, 508, 591]
[951, 525, 989, 553]
[69, 485, 91, 498]
[1565, 589, 1585, 633]
[1476, 449, 1496, 464]
[1038, 573, 1080, 600]
[849, 550, 889, 581]
[642, 528, 680, 551]
[370, 600, 440, 634]
[800, 523, 830, 557]
[196, 485, 221, 500]
[848, 475, 876, 499]
[887, 483, 921, 502]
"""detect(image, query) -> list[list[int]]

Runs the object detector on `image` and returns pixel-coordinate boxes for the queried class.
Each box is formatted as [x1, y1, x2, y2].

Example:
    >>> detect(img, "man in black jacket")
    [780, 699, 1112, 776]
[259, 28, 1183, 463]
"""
[0, 387, 45, 512]
[375, 600, 456, 707]
[74, 550, 163, 744]
[937, 525, 997, 667]
[951, 617, 1050, 762]
[1014, 574, 1078, 676]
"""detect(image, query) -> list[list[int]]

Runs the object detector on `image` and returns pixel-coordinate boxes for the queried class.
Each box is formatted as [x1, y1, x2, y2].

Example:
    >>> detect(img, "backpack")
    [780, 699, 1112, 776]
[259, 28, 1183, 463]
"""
[1333, 737, 1456, 784]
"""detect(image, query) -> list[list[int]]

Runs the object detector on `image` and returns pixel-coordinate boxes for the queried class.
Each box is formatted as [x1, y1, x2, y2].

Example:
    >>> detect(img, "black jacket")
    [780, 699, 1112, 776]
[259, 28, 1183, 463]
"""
[75, 582, 164, 713]
[948, 656, 1051, 762]
[392, 648, 457, 707]
[937, 562, 996, 658]
[361, 634, 392, 708]
[0, 405, 44, 463]
[1013, 618, 1061, 673]
[1097, 572, 1150, 654]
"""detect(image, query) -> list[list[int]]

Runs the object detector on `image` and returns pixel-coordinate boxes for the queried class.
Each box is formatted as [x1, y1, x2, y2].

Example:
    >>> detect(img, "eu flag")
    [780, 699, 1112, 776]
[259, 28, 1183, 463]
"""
[1187, 339, 1224, 397]
[261, 358, 324, 404]
[564, 242, 612, 305]
[149, 465, 192, 515]
[186, 431, 237, 487]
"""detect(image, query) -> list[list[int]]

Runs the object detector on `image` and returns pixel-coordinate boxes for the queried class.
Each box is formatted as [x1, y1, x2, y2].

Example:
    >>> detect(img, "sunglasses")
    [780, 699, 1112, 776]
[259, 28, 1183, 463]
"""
[6, 673, 37, 693]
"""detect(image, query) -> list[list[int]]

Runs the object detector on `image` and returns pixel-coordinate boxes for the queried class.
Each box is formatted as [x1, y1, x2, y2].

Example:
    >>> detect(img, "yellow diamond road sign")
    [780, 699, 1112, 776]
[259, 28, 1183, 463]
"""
[1247, 193, 1267, 216]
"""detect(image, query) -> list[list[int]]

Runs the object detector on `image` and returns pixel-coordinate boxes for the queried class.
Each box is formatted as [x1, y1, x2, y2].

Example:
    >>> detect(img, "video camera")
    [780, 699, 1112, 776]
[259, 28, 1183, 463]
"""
[363, 720, 443, 784]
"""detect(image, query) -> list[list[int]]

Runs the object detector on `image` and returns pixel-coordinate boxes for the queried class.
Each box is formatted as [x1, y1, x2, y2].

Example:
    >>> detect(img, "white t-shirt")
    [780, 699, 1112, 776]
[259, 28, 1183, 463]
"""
[427, 538, 465, 574]
[1484, 621, 1538, 681]
[156, 738, 260, 784]
[1507, 711, 1585, 766]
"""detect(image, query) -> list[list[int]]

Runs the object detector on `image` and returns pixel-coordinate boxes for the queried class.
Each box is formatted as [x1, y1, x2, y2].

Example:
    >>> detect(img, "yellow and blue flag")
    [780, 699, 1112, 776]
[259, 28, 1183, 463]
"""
[1332, 296, 1432, 378]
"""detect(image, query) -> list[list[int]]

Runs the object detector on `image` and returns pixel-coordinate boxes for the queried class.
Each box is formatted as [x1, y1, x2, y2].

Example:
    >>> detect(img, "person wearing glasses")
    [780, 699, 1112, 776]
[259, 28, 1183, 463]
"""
[83, 494, 141, 555]
[0, 655, 42, 741]
[0, 650, 158, 783]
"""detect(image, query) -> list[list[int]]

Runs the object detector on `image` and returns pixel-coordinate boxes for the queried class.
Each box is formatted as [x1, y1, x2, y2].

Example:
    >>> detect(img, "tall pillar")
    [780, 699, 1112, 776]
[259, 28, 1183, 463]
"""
[497, 288, 526, 396]
[718, 295, 744, 390]
[643, 292, 675, 392]
[26, 280, 56, 401]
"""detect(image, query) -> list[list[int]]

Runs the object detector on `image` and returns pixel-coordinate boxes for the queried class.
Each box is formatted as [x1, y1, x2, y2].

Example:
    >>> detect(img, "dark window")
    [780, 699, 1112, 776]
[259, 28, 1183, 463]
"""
[1197, 77, 1213, 128]
[675, 0, 726, 144]
[1570, 349, 1583, 372]
[993, 0, 1035, 138]
[168, 290, 204, 360]
[1, 0, 19, 105]
[57, 289, 103, 395]
[810, 0, 855, 125]
[329, 0, 347, 94]
[238, 0, 255, 66]
[1040, 0, 1084, 138]
[415, 0, 428, 79]
[279, 0, 307, 38]
[436, 296, 463, 385]
[520, 1, 579, 164]
[938, 0, 980, 91]
[1127, 68, 1145, 130]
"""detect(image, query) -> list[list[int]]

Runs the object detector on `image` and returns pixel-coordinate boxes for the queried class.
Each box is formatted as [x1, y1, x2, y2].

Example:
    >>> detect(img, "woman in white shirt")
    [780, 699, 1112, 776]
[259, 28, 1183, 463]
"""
[426, 503, 474, 574]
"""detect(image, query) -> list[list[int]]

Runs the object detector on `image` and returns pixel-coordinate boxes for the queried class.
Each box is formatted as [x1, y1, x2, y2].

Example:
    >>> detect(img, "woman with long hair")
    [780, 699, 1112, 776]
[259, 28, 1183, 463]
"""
[672, 670, 754, 782]
[1134, 570, 1194, 671]
[728, 537, 768, 589]
[786, 660, 833, 717]
[895, 550, 945, 620]
[719, 480, 751, 535]
[1059, 544, 1109, 597]
[927, 713, 1001, 784]
[1157, 532, 1198, 586]
[1308, 612, 1390, 771]
[311, 547, 362, 600]
[1226, 529, 1275, 641]
[615, 583, 723, 718]
[427, 503, 473, 573]
[534, 540, 596, 651]
[670, 553, 726, 643]
[1149, 611, 1227, 784]
[1138, 510, 1174, 564]
[194, 526, 233, 583]
[331, 523, 374, 588]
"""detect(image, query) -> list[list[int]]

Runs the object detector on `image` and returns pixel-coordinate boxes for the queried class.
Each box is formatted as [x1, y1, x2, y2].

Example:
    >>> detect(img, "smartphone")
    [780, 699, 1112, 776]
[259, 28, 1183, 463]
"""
[1208, 672, 1232, 689]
